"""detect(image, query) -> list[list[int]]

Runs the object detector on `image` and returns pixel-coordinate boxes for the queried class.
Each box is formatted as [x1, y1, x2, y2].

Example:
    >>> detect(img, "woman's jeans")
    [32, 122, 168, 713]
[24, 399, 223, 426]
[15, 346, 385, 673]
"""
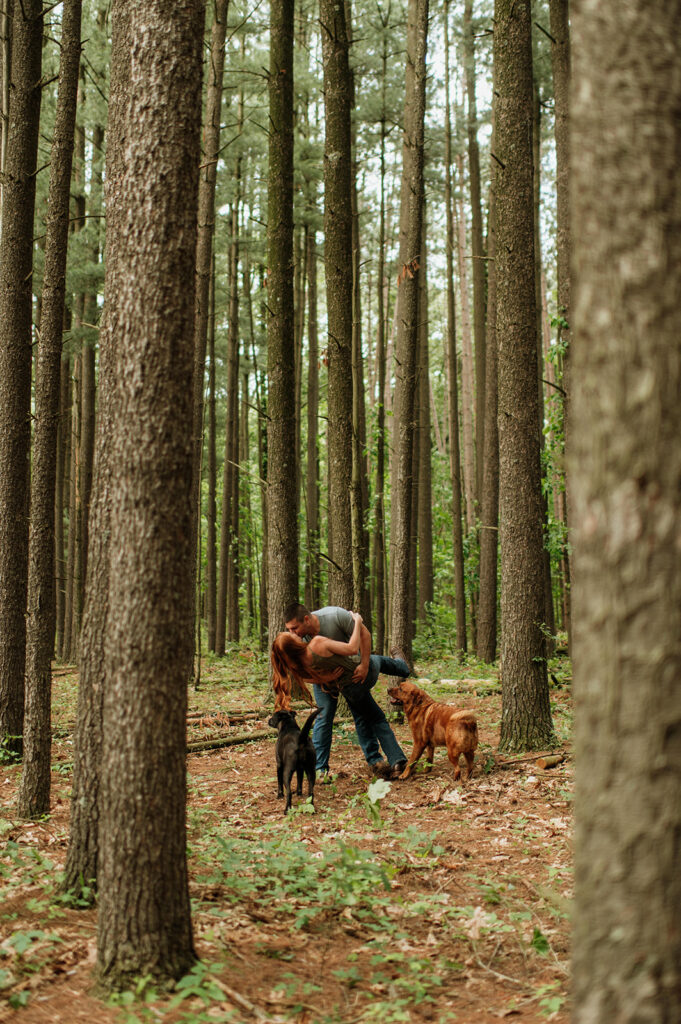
[312, 655, 409, 771]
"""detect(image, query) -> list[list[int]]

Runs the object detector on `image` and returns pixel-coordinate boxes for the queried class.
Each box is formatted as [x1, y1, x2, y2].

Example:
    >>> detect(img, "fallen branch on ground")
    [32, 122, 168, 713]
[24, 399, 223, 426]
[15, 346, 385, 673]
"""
[186, 728, 270, 753]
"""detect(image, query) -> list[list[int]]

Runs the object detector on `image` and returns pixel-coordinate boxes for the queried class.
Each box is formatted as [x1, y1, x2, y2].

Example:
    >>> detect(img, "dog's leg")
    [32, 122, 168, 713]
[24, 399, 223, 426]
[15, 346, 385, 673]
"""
[399, 743, 426, 779]
[295, 764, 304, 797]
[464, 751, 475, 779]
[447, 747, 462, 781]
[276, 762, 284, 799]
[424, 744, 435, 771]
[283, 768, 294, 814]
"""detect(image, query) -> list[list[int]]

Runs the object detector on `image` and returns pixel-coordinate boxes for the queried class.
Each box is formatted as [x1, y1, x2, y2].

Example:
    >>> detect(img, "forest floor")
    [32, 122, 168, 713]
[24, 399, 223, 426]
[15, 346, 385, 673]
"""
[0, 649, 573, 1024]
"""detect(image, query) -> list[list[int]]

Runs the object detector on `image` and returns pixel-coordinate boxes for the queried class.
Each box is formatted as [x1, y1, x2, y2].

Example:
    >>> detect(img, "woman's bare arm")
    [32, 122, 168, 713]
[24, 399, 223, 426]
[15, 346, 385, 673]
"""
[308, 612, 362, 657]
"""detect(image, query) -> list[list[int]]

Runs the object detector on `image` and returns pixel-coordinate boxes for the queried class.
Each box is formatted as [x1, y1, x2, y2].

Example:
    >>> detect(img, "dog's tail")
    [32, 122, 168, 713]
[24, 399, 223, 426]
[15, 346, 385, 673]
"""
[458, 712, 478, 740]
[298, 707, 321, 746]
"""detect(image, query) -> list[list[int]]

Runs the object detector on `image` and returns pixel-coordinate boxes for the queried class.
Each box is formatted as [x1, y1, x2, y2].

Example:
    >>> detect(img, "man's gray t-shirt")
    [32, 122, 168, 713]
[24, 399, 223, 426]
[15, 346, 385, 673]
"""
[312, 606, 356, 645]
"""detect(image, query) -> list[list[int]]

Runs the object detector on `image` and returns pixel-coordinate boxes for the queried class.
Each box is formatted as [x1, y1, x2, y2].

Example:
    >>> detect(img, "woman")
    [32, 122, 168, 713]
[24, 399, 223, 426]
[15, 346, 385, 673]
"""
[271, 611, 364, 709]
[271, 612, 408, 778]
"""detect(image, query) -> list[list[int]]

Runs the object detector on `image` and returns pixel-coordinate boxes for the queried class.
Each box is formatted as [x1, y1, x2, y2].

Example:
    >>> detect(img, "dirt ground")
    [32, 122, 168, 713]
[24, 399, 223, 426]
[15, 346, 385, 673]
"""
[0, 654, 572, 1024]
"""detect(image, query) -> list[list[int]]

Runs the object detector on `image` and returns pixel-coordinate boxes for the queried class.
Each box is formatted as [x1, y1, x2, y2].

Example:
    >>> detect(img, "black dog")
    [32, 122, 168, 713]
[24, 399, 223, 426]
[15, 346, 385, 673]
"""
[267, 708, 320, 814]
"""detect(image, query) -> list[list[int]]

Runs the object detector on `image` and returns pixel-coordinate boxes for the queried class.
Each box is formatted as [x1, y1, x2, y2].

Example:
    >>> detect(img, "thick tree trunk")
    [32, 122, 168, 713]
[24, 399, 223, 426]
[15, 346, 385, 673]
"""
[0, 0, 42, 755]
[266, 0, 297, 643]
[570, 2, 681, 1020]
[320, 0, 353, 607]
[18, 0, 82, 818]
[494, 0, 553, 751]
[96, 0, 204, 987]
[389, 0, 428, 659]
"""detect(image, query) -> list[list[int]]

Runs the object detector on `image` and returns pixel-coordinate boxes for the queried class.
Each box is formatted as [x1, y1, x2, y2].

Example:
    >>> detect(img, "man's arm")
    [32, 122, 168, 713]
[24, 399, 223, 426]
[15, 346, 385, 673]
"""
[352, 622, 372, 682]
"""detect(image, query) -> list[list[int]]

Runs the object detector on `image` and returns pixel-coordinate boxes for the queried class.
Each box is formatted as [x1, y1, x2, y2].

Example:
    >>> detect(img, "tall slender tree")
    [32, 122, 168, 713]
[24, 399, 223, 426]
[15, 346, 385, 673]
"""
[63, 0, 130, 897]
[463, 0, 486, 507]
[444, 0, 466, 653]
[549, 0, 571, 645]
[477, 166, 500, 663]
[389, 0, 428, 660]
[0, 0, 43, 755]
[320, 0, 354, 607]
[494, 0, 553, 750]
[191, 0, 229, 656]
[571, 1, 681, 1018]
[18, 0, 82, 818]
[266, 0, 297, 641]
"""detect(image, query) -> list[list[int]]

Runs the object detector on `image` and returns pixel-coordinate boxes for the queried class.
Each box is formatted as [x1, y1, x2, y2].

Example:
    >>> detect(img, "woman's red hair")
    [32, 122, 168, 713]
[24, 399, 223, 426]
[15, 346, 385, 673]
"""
[270, 632, 344, 710]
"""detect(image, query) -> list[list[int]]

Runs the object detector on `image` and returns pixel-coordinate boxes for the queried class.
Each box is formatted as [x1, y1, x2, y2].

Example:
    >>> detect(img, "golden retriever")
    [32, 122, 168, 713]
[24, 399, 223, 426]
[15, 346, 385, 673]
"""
[387, 680, 478, 781]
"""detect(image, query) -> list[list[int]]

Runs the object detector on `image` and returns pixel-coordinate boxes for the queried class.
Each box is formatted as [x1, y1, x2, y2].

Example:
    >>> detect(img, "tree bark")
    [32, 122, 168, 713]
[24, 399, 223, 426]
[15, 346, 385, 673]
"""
[96, 0, 204, 987]
[570, 1, 681, 1020]
[548, 0, 572, 647]
[191, 0, 229, 656]
[389, 0, 428, 659]
[463, 0, 486, 508]
[477, 170, 500, 663]
[304, 227, 321, 611]
[18, 0, 82, 818]
[444, 0, 466, 653]
[266, 0, 297, 643]
[494, 0, 553, 751]
[63, 0, 131, 898]
[417, 209, 433, 624]
[0, 0, 43, 755]
[320, 0, 353, 608]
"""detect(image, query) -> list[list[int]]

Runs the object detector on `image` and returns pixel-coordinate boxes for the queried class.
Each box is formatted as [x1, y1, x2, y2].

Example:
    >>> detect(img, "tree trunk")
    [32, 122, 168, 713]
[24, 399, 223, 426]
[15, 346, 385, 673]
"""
[0, 0, 42, 755]
[266, 0, 297, 644]
[191, 0, 229, 656]
[304, 227, 321, 611]
[389, 0, 428, 659]
[0, 0, 13, 235]
[477, 170, 500, 663]
[463, 0, 486, 508]
[18, 0, 81, 818]
[417, 209, 433, 624]
[444, 0, 466, 653]
[63, 0, 130, 897]
[494, 0, 553, 751]
[96, 0, 203, 988]
[373, 17, 390, 653]
[206, 256, 217, 651]
[320, 0, 353, 607]
[54, 351, 70, 657]
[456, 159, 477, 536]
[570, 2, 681, 1020]
[549, 0, 572, 647]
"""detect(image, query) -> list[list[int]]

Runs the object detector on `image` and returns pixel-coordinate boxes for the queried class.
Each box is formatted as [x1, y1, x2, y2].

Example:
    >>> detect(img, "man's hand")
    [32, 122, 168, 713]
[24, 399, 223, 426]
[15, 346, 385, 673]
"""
[353, 621, 372, 683]
[352, 660, 369, 684]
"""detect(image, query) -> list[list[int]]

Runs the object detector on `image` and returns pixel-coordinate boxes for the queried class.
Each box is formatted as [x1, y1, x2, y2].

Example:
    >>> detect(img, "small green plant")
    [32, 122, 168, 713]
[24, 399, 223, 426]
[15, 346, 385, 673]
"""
[168, 961, 225, 1009]
[535, 981, 565, 1016]
[363, 777, 391, 826]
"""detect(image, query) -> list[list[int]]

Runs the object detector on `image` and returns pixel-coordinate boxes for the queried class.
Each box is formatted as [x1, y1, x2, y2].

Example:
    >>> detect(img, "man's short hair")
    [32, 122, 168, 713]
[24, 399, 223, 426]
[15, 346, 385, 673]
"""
[284, 601, 309, 623]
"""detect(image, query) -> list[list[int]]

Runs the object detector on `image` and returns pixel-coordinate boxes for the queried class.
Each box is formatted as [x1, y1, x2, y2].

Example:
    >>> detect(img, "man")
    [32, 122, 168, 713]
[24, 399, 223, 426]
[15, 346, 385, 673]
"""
[284, 602, 409, 780]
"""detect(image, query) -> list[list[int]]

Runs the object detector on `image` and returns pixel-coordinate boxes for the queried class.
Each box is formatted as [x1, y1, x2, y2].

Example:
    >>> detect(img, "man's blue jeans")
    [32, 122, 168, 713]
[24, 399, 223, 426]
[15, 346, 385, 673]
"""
[312, 654, 409, 772]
